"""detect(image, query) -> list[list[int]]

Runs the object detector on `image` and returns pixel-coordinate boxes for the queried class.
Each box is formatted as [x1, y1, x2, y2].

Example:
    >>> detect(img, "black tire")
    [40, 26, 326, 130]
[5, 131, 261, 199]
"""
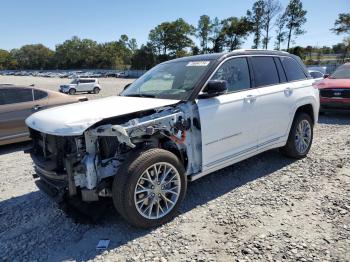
[93, 87, 100, 94]
[112, 148, 187, 228]
[69, 88, 76, 95]
[280, 113, 313, 159]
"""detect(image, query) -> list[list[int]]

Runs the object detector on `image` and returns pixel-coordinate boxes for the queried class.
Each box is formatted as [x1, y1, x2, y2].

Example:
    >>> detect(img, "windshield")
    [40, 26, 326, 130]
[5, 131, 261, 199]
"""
[330, 65, 350, 79]
[70, 79, 78, 84]
[121, 60, 213, 100]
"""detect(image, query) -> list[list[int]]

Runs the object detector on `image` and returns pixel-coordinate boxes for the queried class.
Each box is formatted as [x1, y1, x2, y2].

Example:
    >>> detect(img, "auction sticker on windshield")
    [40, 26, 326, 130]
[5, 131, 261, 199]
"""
[186, 61, 210, 66]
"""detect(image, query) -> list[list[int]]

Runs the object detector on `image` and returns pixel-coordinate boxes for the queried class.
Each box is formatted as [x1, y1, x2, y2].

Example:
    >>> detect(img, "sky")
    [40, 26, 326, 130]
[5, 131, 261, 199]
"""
[0, 0, 348, 51]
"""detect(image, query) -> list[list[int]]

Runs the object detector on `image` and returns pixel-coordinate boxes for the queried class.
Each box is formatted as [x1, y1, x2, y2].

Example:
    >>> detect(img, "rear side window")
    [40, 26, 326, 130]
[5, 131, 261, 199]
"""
[211, 57, 251, 92]
[274, 57, 287, 83]
[280, 57, 307, 81]
[80, 79, 95, 83]
[251, 57, 280, 87]
[34, 89, 48, 100]
[0, 88, 33, 105]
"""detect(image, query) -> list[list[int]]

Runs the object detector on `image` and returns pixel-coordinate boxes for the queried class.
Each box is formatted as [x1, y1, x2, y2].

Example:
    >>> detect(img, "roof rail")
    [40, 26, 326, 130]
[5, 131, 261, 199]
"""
[232, 49, 289, 54]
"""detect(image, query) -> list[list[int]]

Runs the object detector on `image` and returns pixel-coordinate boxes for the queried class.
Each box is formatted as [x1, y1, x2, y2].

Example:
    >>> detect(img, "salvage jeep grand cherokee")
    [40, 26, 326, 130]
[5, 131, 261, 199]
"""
[26, 50, 319, 228]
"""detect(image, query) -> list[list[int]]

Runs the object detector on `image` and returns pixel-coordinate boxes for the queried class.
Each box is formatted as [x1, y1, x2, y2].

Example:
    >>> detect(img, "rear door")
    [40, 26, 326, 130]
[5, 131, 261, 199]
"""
[79, 79, 94, 91]
[0, 87, 35, 142]
[250, 56, 294, 146]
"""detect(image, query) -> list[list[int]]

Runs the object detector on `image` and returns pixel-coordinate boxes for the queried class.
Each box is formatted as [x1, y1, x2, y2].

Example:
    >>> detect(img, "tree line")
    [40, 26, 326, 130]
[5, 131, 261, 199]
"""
[0, 0, 349, 71]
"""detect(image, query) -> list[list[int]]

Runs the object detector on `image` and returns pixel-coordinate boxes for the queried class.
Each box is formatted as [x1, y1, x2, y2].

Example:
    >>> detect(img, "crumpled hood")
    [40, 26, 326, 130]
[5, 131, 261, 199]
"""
[26, 96, 179, 136]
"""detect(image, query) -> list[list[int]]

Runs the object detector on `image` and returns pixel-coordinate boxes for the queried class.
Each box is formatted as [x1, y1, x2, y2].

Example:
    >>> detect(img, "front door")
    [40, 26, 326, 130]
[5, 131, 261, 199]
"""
[197, 57, 259, 172]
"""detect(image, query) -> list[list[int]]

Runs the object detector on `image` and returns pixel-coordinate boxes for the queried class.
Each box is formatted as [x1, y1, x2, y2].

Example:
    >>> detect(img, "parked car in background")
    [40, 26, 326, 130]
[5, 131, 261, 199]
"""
[27, 50, 319, 228]
[307, 66, 327, 75]
[59, 78, 101, 95]
[308, 70, 324, 80]
[314, 63, 350, 113]
[116, 71, 129, 78]
[0, 85, 87, 145]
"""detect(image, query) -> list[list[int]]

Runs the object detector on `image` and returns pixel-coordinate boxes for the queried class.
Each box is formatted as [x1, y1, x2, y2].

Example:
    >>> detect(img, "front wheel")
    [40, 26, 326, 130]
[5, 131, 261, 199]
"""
[69, 88, 76, 95]
[280, 113, 313, 159]
[112, 148, 187, 228]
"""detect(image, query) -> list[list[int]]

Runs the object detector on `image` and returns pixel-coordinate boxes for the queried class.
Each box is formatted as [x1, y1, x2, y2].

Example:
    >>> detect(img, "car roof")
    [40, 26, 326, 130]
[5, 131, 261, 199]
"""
[0, 84, 49, 92]
[163, 49, 293, 64]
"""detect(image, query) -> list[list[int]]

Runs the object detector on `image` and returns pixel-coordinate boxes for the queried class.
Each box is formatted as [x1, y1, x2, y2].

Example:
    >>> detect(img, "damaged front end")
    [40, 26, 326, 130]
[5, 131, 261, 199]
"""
[29, 103, 202, 203]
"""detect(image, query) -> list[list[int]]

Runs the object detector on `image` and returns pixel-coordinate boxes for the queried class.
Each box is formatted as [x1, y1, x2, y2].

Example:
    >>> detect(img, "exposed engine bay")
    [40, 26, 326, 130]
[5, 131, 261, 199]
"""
[29, 102, 202, 202]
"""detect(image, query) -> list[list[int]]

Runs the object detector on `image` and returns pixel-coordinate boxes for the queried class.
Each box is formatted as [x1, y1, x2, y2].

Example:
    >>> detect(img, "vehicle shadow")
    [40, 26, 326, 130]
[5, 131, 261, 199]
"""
[0, 141, 31, 156]
[0, 149, 296, 261]
[318, 112, 350, 125]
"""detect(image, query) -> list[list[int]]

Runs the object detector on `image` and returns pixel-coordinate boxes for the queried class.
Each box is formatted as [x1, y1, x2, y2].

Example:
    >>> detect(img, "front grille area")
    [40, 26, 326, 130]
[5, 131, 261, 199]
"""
[320, 88, 350, 98]
[29, 128, 82, 173]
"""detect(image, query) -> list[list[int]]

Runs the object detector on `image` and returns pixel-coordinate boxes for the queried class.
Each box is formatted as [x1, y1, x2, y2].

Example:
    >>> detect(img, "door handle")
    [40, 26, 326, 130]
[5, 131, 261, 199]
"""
[244, 95, 257, 103]
[32, 105, 43, 111]
[284, 87, 293, 96]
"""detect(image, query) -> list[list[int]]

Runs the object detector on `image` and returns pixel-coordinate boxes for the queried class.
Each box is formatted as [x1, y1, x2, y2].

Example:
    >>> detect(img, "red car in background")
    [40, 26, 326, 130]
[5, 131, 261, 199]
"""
[314, 63, 350, 113]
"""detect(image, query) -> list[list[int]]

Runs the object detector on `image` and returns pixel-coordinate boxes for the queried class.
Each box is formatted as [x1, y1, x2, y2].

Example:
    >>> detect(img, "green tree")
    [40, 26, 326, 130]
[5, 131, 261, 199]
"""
[283, 0, 307, 51]
[11, 44, 54, 69]
[274, 14, 287, 50]
[247, 0, 266, 49]
[197, 15, 213, 53]
[149, 22, 171, 55]
[331, 13, 350, 35]
[97, 41, 132, 69]
[131, 43, 157, 70]
[128, 38, 138, 53]
[305, 45, 313, 59]
[222, 17, 252, 51]
[209, 17, 225, 53]
[290, 46, 305, 59]
[262, 0, 282, 49]
[55, 36, 99, 69]
[149, 19, 194, 57]
[0, 49, 17, 69]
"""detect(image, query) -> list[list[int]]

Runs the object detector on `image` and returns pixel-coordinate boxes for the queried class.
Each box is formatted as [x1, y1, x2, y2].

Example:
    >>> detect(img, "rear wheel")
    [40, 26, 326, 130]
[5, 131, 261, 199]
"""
[280, 113, 313, 159]
[112, 148, 187, 228]
[93, 87, 100, 94]
[69, 88, 76, 95]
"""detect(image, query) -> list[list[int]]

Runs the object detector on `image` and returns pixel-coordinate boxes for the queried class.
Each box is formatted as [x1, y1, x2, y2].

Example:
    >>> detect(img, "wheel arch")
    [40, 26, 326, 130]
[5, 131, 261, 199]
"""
[159, 138, 188, 171]
[294, 104, 315, 124]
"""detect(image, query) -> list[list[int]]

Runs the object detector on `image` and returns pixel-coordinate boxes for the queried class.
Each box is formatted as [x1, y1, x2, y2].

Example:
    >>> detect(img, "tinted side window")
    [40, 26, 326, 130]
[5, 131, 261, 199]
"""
[211, 58, 250, 92]
[0, 88, 33, 105]
[34, 89, 48, 100]
[274, 57, 287, 83]
[280, 57, 307, 81]
[80, 79, 94, 83]
[251, 56, 280, 87]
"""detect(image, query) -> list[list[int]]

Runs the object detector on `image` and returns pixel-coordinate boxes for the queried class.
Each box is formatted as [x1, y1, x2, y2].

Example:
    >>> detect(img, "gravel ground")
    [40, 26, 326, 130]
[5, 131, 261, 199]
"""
[0, 77, 350, 262]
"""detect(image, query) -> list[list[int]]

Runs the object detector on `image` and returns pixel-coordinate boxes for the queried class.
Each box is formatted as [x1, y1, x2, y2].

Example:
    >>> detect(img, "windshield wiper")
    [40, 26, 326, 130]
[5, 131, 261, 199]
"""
[124, 93, 156, 98]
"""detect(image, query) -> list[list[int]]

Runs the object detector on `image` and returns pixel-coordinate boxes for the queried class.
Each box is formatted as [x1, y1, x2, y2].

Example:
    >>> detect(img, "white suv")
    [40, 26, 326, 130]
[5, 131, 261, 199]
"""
[59, 78, 101, 95]
[26, 50, 319, 228]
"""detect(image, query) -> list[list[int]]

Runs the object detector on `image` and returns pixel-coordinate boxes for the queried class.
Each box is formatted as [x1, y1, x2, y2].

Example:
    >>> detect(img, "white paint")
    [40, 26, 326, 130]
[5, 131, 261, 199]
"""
[25, 96, 179, 136]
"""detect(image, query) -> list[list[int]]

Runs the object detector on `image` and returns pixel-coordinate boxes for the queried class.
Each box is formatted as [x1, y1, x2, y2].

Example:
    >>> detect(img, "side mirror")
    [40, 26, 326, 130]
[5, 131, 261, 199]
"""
[198, 80, 228, 98]
[323, 74, 329, 79]
[123, 83, 131, 90]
